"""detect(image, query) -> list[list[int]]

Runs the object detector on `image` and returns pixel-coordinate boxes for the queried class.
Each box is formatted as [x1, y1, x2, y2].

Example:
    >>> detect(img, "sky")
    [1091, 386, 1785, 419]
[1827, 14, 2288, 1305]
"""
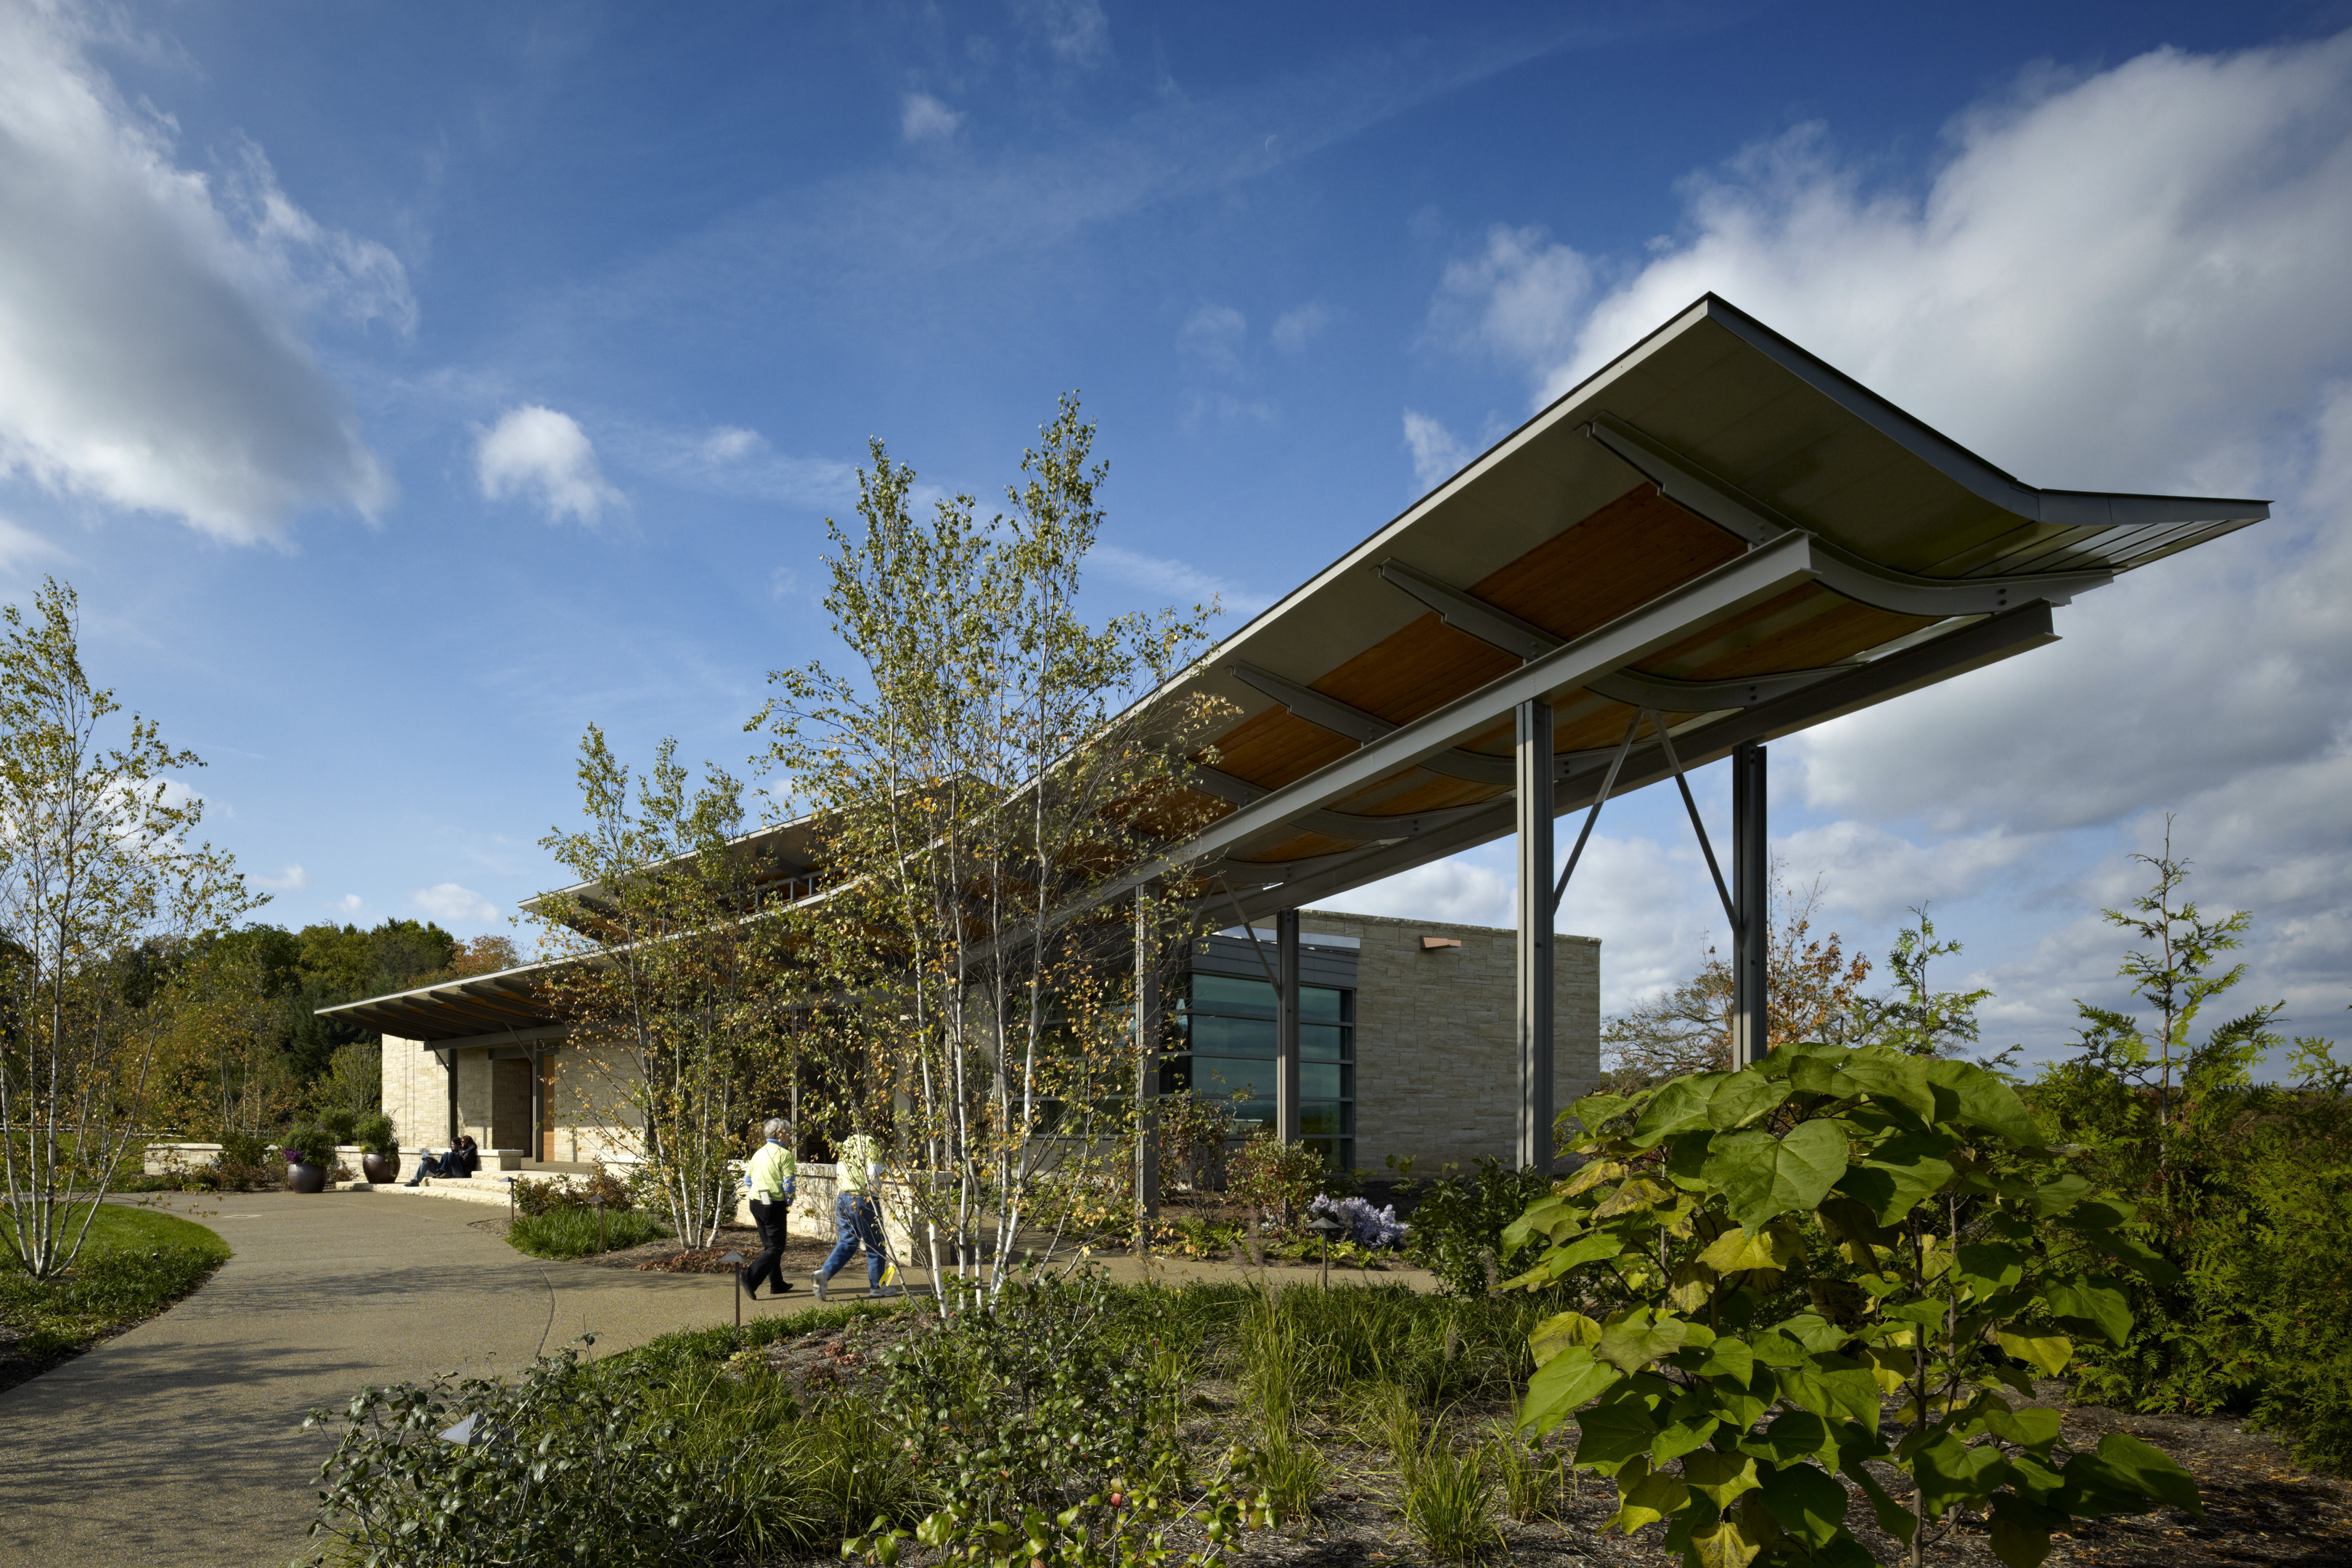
[4, 0, 2351, 1070]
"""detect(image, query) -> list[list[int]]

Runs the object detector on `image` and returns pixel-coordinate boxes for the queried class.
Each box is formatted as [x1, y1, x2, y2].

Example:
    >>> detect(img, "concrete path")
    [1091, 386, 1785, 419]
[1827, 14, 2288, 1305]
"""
[0, 1190, 827, 1568]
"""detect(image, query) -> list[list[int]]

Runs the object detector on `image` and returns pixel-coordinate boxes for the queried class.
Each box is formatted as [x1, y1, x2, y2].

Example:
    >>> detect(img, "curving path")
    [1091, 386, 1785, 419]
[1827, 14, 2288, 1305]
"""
[0, 1190, 817, 1567]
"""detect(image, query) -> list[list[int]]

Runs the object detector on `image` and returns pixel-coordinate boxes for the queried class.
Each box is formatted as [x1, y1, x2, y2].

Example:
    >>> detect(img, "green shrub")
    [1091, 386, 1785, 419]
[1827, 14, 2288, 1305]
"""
[506, 1208, 669, 1258]
[513, 1164, 634, 1217]
[1228, 1132, 1329, 1227]
[306, 1340, 865, 1566]
[1508, 1042, 2201, 1568]
[2034, 1055, 2352, 1474]
[351, 1111, 397, 1157]
[277, 1124, 337, 1168]
[1395, 1154, 1556, 1297]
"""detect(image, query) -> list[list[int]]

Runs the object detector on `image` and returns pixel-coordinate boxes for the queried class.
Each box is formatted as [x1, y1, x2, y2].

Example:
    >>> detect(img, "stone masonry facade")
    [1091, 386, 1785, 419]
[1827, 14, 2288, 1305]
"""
[1289, 907, 1599, 1176]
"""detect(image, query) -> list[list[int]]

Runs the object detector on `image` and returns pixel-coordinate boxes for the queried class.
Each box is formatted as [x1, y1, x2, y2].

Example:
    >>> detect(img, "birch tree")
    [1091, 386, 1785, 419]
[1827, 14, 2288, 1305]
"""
[533, 729, 792, 1247]
[754, 395, 1226, 1302]
[0, 579, 259, 1278]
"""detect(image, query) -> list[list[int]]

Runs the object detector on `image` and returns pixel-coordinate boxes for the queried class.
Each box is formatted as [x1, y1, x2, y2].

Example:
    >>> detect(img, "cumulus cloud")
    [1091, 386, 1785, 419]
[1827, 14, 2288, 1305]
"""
[475, 406, 623, 524]
[253, 863, 309, 893]
[900, 92, 964, 142]
[328, 894, 366, 920]
[1089, 542, 1271, 615]
[0, 1, 401, 543]
[1177, 303, 1247, 374]
[1401, 409, 1469, 490]
[1405, 32, 2352, 1049]
[1271, 301, 1331, 355]
[413, 882, 499, 925]
[1017, 0, 1110, 68]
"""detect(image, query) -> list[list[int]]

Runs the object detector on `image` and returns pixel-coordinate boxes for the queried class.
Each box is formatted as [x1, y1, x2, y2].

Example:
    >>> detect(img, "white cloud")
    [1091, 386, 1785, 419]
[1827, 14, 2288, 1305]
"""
[900, 92, 964, 142]
[253, 863, 309, 893]
[475, 405, 623, 524]
[1420, 31, 2352, 1050]
[0, 1, 399, 543]
[0, 515, 65, 572]
[1271, 301, 1331, 355]
[604, 420, 857, 508]
[412, 882, 499, 926]
[1017, 0, 1110, 68]
[328, 894, 366, 920]
[1089, 542, 1271, 615]
[1177, 303, 1247, 374]
[1401, 409, 1469, 490]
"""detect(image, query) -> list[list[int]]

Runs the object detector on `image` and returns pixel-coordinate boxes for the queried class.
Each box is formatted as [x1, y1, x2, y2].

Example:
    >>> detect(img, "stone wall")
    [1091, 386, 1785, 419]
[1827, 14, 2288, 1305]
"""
[1292, 907, 1599, 1175]
[379, 1034, 449, 1150]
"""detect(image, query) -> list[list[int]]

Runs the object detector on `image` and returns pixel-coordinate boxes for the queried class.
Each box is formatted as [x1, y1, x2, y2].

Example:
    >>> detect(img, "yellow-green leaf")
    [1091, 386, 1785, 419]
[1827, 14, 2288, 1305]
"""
[1996, 1331, 2073, 1376]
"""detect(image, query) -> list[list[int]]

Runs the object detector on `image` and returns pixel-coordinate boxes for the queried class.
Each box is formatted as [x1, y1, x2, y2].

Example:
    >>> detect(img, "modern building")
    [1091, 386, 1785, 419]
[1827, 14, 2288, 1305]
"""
[336, 293, 2266, 1189]
[354, 903, 1598, 1180]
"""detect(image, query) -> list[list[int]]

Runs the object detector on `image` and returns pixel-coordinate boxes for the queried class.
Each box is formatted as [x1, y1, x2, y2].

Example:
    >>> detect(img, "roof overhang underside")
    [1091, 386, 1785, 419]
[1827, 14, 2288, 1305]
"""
[322, 294, 2266, 1038]
[1131, 294, 2265, 923]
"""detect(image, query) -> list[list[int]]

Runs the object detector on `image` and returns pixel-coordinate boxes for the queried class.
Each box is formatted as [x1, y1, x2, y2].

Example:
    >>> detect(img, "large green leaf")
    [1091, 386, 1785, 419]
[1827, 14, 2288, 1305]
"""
[1987, 1492, 2065, 1568]
[1706, 1072, 1791, 1130]
[1834, 1131, 1956, 1225]
[1787, 1054, 1862, 1100]
[2082, 1432, 2202, 1516]
[1681, 1449, 1762, 1508]
[1776, 1356, 1882, 1429]
[1924, 1060, 2043, 1146]
[1979, 1404, 2063, 1454]
[1837, 1048, 1938, 1122]
[1519, 1344, 1622, 1436]
[2038, 1275, 2133, 1347]
[1911, 1429, 2012, 1516]
[1702, 1120, 1850, 1228]
[1755, 1461, 1848, 1546]
[1956, 1242, 2026, 1301]
[1633, 1074, 1729, 1147]
[1572, 1395, 1661, 1474]
[1743, 1410, 1832, 1466]
[1597, 1309, 1710, 1372]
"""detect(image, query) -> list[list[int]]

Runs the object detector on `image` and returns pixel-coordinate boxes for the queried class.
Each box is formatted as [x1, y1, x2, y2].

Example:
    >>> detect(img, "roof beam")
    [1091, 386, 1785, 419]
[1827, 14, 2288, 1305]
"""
[1228, 664, 1516, 785]
[1584, 415, 2115, 615]
[1138, 533, 1821, 883]
[1214, 601, 2057, 919]
[1374, 555, 1865, 710]
[1188, 766, 1501, 842]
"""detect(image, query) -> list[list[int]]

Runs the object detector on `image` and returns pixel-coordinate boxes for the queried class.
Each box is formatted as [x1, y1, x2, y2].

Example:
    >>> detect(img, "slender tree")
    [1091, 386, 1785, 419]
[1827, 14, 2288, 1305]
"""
[0, 579, 258, 1277]
[532, 730, 789, 1248]
[754, 396, 1225, 1304]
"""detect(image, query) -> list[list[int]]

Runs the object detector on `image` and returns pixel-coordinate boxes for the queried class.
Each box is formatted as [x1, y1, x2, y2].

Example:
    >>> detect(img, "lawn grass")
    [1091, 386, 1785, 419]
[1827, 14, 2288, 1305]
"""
[0, 1201, 230, 1360]
[506, 1206, 669, 1259]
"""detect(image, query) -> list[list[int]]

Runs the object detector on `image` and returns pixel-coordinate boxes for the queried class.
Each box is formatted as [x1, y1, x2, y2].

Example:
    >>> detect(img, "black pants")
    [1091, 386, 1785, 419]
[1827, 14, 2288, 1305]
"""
[746, 1198, 788, 1293]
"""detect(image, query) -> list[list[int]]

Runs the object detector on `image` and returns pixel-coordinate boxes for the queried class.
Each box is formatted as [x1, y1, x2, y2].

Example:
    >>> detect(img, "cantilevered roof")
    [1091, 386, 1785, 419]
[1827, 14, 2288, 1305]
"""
[327, 293, 2264, 1040]
[1131, 293, 2264, 920]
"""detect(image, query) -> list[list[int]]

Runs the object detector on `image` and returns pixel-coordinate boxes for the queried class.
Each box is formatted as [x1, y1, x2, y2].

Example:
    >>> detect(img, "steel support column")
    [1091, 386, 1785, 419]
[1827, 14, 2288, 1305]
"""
[1275, 910, 1301, 1143]
[1731, 742, 1768, 1068]
[1516, 698, 1556, 1171]
[1135, 887, 1161, 1214]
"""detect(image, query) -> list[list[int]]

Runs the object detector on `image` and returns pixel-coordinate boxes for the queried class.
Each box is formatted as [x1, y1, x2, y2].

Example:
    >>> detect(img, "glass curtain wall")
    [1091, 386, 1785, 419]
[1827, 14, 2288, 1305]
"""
[1165, 973, 1354, 1169]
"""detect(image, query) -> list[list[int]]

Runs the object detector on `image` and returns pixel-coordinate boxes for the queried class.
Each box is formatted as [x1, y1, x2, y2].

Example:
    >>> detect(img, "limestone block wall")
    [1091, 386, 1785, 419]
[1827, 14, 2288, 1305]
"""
[1292, 907, 1599, 1176]
[378, 1034, 451, 1151]
[553, 1039, 645, 1167]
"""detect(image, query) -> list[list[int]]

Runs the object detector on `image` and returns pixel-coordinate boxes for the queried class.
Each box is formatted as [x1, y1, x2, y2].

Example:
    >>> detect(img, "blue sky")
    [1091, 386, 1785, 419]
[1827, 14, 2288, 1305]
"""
[5, 0, 2351, 1066]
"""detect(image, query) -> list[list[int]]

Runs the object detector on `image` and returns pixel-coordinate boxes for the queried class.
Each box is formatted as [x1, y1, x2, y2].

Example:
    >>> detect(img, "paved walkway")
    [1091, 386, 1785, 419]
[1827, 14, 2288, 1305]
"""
[0, 1190, 830, 1568]
[0, 1192, 1436, 1567]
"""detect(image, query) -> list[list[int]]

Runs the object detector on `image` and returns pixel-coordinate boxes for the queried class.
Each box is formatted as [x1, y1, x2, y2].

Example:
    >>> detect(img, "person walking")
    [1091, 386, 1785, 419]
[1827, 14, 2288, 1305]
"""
[812, 1128, 886, 1300]
[739, 1118, 798, 1300]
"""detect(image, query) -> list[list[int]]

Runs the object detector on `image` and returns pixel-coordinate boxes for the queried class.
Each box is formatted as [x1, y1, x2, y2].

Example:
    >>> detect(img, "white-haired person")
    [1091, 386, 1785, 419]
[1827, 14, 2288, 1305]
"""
[811, 1128, 885, 1300]
[738, 1117, 798, 1299]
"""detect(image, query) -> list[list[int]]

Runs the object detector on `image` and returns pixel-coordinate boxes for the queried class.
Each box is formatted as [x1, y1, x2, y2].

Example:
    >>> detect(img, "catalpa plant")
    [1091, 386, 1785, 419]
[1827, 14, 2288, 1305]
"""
[1501, 1040, 2199, 1568]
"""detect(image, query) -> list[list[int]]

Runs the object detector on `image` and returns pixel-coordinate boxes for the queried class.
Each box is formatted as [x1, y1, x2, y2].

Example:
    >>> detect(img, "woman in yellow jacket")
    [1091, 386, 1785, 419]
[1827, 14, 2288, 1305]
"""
[812, 1129, 884, 1300]
[739, 1118, 797, 1299]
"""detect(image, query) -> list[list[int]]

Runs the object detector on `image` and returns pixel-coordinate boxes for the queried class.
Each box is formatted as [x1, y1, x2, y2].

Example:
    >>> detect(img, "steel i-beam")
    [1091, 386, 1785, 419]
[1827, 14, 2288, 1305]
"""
[1516, 698, 1556, 1171]
[1731, 742, 1768, 1068]
[1275, 909, 1302, 1145]
[1135, 886, 1161, 1213]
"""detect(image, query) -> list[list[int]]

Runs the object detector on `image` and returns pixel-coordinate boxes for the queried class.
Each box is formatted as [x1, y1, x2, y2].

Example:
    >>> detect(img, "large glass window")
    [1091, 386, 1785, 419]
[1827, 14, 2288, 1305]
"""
[1168, 974, 1354, 1170]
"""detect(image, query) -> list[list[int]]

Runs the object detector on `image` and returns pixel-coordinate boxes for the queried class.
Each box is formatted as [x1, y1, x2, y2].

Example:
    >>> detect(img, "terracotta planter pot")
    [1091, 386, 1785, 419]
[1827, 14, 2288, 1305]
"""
[287, 1161, 327, 1194]
[362, 1151, 400, 1184]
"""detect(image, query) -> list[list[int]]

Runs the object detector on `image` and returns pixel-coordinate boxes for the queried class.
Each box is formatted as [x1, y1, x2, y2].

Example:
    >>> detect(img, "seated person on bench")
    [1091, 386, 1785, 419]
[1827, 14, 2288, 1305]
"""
[404, 1135, 480, 1183]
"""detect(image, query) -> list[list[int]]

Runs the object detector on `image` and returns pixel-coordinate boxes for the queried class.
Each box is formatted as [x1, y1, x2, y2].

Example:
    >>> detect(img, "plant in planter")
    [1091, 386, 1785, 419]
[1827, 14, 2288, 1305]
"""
[280, 1124, 335, 1193]
[354, 1111, 400, 1184]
